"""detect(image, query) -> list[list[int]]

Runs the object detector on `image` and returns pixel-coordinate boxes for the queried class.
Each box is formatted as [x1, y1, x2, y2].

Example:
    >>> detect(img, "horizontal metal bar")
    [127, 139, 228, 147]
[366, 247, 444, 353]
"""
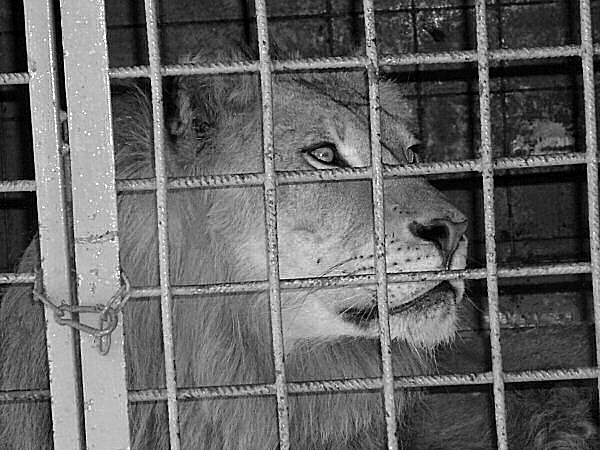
[493, 153, 585, 169]
[115, 153, 585, 193]
[1, 262, 590, 290]
[0, 180, 37, 192]
[0, 272, 36, 284]
[127, 367, 599, 402]
[5, 367, 597, 404]
[109, 61, 259, 78]
[106, 44, 591, 81]
[4, 152, 584, 197]
[381, 52, 476, 66]
[127, 262, 592, 299]
[0, 72, 30, 85]
[0, 389, 52, 402]
[1, 44, 594, 87]
[491, 45, 580, 62]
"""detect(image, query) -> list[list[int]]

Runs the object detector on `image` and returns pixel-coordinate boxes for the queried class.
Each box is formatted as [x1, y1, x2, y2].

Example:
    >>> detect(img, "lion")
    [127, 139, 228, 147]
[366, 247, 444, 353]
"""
[1, 58, 597, 449]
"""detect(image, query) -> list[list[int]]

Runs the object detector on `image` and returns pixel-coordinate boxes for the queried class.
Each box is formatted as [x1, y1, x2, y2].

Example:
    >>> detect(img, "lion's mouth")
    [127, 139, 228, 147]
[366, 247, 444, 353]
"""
[339, 281, 456, 327]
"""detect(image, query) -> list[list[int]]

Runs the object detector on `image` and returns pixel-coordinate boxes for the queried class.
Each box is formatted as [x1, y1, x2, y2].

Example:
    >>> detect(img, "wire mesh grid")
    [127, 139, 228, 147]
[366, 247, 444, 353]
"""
[0, 0, 598, 449]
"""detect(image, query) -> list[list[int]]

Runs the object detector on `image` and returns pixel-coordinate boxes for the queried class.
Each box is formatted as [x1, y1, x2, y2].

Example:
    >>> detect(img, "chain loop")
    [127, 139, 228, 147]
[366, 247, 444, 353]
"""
[32, 269, 131, 355]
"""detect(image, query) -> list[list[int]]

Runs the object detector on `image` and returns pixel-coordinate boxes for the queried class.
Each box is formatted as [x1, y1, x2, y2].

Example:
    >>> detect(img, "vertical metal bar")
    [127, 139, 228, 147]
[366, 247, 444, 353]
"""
[474, 1, 508, 448]
[58, 0, 131, 447]
[362, 2, 398, 449]
[253, 1, 291, 448]
[143, 0, 181, 448]
[22, 0, 83, 447]
[579, 0, 600, 412]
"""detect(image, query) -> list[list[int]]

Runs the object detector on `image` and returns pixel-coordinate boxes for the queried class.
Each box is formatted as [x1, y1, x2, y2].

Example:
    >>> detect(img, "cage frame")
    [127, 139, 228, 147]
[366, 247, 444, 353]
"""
[0, 0, 599, 449]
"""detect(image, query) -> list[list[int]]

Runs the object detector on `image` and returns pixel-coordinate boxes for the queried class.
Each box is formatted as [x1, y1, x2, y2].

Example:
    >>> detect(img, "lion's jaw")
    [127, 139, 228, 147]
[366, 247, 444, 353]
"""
[281, 274, 466, 351]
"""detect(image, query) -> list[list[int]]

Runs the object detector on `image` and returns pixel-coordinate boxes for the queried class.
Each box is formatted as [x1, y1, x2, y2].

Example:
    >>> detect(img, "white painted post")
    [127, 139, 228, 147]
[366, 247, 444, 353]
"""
[59, 0, 131, 447]
[23, 0, 83, 447]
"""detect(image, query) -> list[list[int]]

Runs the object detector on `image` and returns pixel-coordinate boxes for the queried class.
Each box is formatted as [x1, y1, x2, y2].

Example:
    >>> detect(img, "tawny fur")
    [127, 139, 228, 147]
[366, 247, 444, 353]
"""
[1, 66, 597, 449]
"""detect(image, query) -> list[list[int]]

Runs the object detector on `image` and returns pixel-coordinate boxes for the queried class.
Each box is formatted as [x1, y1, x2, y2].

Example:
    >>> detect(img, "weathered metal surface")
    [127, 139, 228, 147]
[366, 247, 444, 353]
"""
[58, 0, 130, 447]
[474, 1, 508, 448]
[254, 0, 291, 448]
[7, 365, 599, 404]
[23, 0, 83, 447]
[362, 0, 398, 448]
[579, 0, 600, 416]
[143, 0, 181, 447]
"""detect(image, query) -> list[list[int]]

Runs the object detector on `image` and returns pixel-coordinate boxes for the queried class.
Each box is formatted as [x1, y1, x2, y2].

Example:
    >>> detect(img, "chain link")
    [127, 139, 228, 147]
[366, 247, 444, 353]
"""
[32, 270, 131, 355]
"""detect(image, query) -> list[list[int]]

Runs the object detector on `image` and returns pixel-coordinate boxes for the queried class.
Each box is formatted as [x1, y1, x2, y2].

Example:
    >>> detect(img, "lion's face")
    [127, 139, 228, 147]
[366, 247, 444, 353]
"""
[199, 73, 468, 350]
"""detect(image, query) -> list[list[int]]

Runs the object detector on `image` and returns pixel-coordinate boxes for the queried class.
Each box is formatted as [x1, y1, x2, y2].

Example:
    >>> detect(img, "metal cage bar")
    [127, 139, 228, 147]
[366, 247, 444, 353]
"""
[111, 153, 586, 193]
[474, 1, 508, 448]
[0, 72, 30, 84]
[22, 0, 83, 447]
[0, 180, 36, 192]
[362, 1, 398, 448]
[128, 367, 600, 402]
[579, 0, 600, 413]
[0, 272, 37, 284]
[58, 0, 131, 446]
[127, 262, 592, 298]
[0, 152, 589, 196]
[2, 260, 592, 295]
[142, 0, 182, 448]
[0, 1, 598, 448]
[105, 43, 600, 80]
[6, 366, 599, 404]
[254, 1, 292, 447]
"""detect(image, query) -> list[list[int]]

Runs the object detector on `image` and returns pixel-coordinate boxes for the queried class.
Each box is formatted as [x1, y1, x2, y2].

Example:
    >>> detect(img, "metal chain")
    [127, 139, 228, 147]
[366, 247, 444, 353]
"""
[32, 269, 131, 355]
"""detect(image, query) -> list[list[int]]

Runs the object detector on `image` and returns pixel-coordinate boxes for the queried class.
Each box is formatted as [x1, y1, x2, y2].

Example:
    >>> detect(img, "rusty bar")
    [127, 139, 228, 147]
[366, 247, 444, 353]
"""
[113, 152, 587, 193]
[0, 272, 37, 284]
[142, 0, 181, 448]
[253, 0, 291, 448]
[22, 0, 83, 446]
[7, 365, 599, 405]
[127, 367, 599, 402]
[126, 261, 592, 299]
[0, 388, 52, 402]
[106, 44, 591, 81]
[362, 1, 398, 448]
[0, 72, 30, 85]
[0, 180, 36, 192]
[4, 152, 587, 197]
[579, 0, 600, 414]
[58, 0, 131, 447]
[474, 1, 508, 448]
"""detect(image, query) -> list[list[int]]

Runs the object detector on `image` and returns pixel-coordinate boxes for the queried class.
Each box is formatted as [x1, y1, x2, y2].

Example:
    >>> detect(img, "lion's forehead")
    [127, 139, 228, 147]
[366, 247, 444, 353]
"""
[272, 78, 416, 159]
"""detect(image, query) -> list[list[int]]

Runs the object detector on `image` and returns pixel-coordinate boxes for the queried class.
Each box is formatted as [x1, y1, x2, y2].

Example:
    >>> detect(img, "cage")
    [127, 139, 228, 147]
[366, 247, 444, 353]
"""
[0, 0, 599, 449]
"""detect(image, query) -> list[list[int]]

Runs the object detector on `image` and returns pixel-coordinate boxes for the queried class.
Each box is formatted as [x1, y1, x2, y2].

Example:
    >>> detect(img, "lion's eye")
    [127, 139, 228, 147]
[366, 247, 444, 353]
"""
[301, 142, 346, 169]
[310, 146, 335, 163]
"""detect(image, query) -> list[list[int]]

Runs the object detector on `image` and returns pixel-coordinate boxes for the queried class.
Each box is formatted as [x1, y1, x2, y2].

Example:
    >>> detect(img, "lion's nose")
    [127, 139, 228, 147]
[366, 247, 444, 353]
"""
[409, 219, 468, 269]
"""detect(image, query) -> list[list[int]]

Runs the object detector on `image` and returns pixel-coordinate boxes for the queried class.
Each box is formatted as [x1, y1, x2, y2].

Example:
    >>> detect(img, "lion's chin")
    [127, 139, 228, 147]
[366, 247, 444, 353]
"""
[339, 281, 460, 348]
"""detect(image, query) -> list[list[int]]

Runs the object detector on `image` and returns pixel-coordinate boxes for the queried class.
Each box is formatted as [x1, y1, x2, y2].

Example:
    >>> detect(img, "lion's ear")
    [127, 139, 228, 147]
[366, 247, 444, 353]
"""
[167, 51, 259, 140]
